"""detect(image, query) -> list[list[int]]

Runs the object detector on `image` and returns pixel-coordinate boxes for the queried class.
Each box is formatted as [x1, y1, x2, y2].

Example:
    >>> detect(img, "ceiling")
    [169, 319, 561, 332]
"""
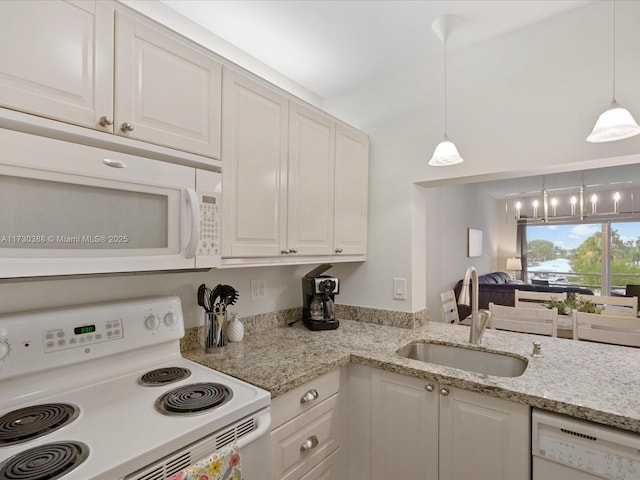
[160, 0, 593, 99]
[477, 164, 640, 199]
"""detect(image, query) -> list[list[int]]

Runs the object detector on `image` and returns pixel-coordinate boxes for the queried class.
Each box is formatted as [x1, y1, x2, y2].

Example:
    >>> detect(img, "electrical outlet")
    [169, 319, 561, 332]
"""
[393, 277, 407, 300]
[250, 279, 266, 302]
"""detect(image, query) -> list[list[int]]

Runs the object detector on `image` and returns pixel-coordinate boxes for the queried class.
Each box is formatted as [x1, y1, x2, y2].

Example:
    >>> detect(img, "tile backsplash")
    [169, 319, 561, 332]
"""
[180, 304, 429, 351]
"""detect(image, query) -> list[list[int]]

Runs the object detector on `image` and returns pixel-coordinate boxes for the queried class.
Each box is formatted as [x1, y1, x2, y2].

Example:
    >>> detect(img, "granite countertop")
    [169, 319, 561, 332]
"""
[183, 319, 640, 433]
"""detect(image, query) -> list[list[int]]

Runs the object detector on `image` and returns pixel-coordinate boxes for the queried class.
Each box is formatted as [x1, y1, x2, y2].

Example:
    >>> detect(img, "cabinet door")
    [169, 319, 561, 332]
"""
[115, 11, 222, 158]
[334, 123, 369, 255]
[0, 0, 113, 131]
[371, 369, 438, 480]
[288, 103, 335, 256]
[439, 386, 530, 480]
[222, 68, 289, 257]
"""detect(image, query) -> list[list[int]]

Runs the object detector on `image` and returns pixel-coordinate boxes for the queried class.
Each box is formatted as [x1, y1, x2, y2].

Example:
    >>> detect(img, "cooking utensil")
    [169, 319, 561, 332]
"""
[197, 283, 212, 312]
[210, 284, 223, 310]
[220, 285, 239, 306]
[214, 302, 226, 347]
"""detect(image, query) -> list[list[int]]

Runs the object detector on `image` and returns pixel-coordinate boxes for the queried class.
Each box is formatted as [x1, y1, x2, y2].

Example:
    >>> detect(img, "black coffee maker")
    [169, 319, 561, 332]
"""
[302, 264, 340, 331]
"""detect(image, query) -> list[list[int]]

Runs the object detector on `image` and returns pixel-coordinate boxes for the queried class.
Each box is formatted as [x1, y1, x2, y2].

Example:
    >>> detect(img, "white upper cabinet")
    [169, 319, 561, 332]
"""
[0, 1, 222, 159]
[287, 103, 336, 256]
[115, 12, 221, 158]
[334, 124, 369, 255]
[0, 1, 113, 130]
[221, 67, 369, 263]
[221, 68, 289, 258]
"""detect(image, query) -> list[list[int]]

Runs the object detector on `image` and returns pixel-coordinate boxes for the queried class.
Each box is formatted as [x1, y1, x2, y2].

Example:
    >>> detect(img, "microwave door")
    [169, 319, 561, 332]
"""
[0, 129, 202, 277]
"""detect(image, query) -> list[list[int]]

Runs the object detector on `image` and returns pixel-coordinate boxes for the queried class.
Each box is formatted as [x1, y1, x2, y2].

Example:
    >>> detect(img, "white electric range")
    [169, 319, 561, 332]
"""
[0, 296, 271, 480]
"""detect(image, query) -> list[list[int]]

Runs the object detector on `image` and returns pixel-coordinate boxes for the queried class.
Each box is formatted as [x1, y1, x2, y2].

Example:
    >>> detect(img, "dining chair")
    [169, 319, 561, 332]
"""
[572, 311, 640, 347]
[440, 289, 460, 324]
[575, 294, 638, 317]
[514, 290, 566, 308]
[488, 303, 558, 337]
[626, 285, 640, 313]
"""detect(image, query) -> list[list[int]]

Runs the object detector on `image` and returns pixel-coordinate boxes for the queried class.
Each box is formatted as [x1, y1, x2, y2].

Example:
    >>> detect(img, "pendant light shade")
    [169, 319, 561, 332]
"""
[429, 136, 464, 166]
[587, 101, 640, 143]
[429, 14, 463, 167]
[587, 1, 640, 143]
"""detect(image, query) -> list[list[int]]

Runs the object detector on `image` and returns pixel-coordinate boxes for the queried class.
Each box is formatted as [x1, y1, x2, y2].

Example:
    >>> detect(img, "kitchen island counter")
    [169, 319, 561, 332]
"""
[183, 319, 640, 433]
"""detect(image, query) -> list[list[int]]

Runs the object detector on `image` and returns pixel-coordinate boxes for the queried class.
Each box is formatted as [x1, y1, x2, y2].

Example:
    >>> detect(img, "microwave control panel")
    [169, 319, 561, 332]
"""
[197, 192, 220, 257]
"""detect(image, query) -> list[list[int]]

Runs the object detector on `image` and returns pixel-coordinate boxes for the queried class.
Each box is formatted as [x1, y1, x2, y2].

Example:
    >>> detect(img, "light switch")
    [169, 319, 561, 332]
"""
[393, 277, 407, 300]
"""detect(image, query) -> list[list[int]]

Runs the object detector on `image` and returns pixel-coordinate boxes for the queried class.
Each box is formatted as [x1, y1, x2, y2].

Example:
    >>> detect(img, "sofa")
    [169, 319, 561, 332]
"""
[453, 271, 594, 319]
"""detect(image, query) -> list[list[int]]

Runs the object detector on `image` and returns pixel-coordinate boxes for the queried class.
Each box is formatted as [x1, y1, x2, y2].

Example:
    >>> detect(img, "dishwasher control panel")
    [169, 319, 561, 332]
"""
[538, 432, 640, 479]
[533, 409, 640, 480]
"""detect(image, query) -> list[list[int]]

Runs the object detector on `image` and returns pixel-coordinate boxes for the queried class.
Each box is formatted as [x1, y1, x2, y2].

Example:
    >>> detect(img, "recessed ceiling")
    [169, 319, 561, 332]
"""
[160, 0, 593, 98]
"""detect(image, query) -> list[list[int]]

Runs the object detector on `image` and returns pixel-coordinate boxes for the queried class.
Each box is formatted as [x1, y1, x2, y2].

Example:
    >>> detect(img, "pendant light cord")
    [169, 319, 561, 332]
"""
[443, 38, 448, 137]
[612, 0, 616, 102]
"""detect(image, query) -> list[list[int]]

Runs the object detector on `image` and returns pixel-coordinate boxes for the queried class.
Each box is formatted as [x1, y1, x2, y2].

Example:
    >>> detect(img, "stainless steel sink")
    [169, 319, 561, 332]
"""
[396, 341, 528, 377]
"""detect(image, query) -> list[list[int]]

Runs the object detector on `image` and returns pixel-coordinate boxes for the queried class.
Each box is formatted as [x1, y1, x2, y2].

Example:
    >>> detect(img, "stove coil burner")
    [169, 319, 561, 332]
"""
[156, 382, 233, 415]
[139, 367, 191, 386]
[0, 404, 79, 447]
[0, 441, 89, 480]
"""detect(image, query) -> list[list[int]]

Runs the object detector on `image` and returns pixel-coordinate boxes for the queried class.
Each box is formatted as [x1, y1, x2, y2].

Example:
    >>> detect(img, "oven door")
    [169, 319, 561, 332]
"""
[124, 408, 271, 480]
[0, 129, 209, 277]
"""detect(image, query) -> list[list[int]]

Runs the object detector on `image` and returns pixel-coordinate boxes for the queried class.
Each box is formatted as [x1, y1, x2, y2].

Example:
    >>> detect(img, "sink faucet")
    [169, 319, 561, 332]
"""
[457, 266, 491, 345]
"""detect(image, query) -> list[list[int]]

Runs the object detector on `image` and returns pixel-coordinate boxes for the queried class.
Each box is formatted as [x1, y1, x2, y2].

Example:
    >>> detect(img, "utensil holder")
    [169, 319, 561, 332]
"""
[205, 311, 226, 353]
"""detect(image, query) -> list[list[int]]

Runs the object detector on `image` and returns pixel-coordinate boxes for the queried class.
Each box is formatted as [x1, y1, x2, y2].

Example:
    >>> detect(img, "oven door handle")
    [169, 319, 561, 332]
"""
[238, 410, 271, 449]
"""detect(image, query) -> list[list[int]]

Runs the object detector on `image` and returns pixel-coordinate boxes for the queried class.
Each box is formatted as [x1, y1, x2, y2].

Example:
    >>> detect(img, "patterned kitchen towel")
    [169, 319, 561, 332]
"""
[168, 442, 241, 480]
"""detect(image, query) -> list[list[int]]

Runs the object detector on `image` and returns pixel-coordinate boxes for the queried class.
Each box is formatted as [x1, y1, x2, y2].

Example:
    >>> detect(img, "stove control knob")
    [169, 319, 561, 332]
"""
[0, 340, 10, 361]
[144, 314, 160, 331]
[164, 312, 178, 328]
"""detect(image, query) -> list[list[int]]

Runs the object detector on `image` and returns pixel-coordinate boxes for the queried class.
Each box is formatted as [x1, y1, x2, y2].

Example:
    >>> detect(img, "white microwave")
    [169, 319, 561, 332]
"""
[0, 129, 221, 278]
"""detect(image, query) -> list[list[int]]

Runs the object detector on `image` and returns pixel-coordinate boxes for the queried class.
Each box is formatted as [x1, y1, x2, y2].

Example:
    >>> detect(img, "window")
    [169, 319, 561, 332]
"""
[525, 221, 640, 294]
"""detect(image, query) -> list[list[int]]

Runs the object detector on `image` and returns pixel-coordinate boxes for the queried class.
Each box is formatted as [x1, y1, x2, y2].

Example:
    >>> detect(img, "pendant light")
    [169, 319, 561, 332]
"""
[587, 0, 640, 143]
[429, 14, 463, 166]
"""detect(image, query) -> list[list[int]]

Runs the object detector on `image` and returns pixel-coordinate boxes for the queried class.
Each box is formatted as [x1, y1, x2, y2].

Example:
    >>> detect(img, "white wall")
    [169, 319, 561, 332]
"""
[5, 2, 639, 324]
[424, 184, 498, 319]
[324, 1, 640, 318]
[0, 265, 313, 329]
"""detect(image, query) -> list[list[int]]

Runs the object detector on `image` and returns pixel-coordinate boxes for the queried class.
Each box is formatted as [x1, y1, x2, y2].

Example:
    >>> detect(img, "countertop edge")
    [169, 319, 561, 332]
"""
[183, 320, 640, 433]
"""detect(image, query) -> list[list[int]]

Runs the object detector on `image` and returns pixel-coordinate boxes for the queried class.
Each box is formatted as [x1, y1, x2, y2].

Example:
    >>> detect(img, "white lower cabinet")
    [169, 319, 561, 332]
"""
[438, 385, 530, 480]
[270, 369, 344, 480]
[371, 369, 438, 480]
[365, 368, 530, 480]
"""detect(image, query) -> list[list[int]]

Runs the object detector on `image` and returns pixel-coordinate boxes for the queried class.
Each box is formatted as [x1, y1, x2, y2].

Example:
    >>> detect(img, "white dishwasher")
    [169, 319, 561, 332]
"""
[532, 408, 640, 480]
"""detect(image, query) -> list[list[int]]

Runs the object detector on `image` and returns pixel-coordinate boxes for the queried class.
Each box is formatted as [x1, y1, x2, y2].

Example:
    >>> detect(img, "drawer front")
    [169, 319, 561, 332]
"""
[299, 449, 340, 480]
[271, 395, 339, 480]
[271, 369, 340, 429]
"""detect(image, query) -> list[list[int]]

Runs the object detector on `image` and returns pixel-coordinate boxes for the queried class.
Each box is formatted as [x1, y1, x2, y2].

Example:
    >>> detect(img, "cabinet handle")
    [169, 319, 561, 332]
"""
[120, 122, 134, 132]
[425, 383, 435, 392]
[439, 387, 450, 396]
[335, 248, 343, 254]
[102, 158, 127, 169]
[300, 435, 319, 452]
[289, 248, 298, 254]
[300, 389, 319, 404]
[98, 115, 113, 127]
[280, 249, 290, 254]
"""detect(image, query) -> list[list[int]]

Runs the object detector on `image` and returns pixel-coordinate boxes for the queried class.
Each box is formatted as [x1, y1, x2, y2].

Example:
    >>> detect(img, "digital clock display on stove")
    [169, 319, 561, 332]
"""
[74, 325, 96, 335]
